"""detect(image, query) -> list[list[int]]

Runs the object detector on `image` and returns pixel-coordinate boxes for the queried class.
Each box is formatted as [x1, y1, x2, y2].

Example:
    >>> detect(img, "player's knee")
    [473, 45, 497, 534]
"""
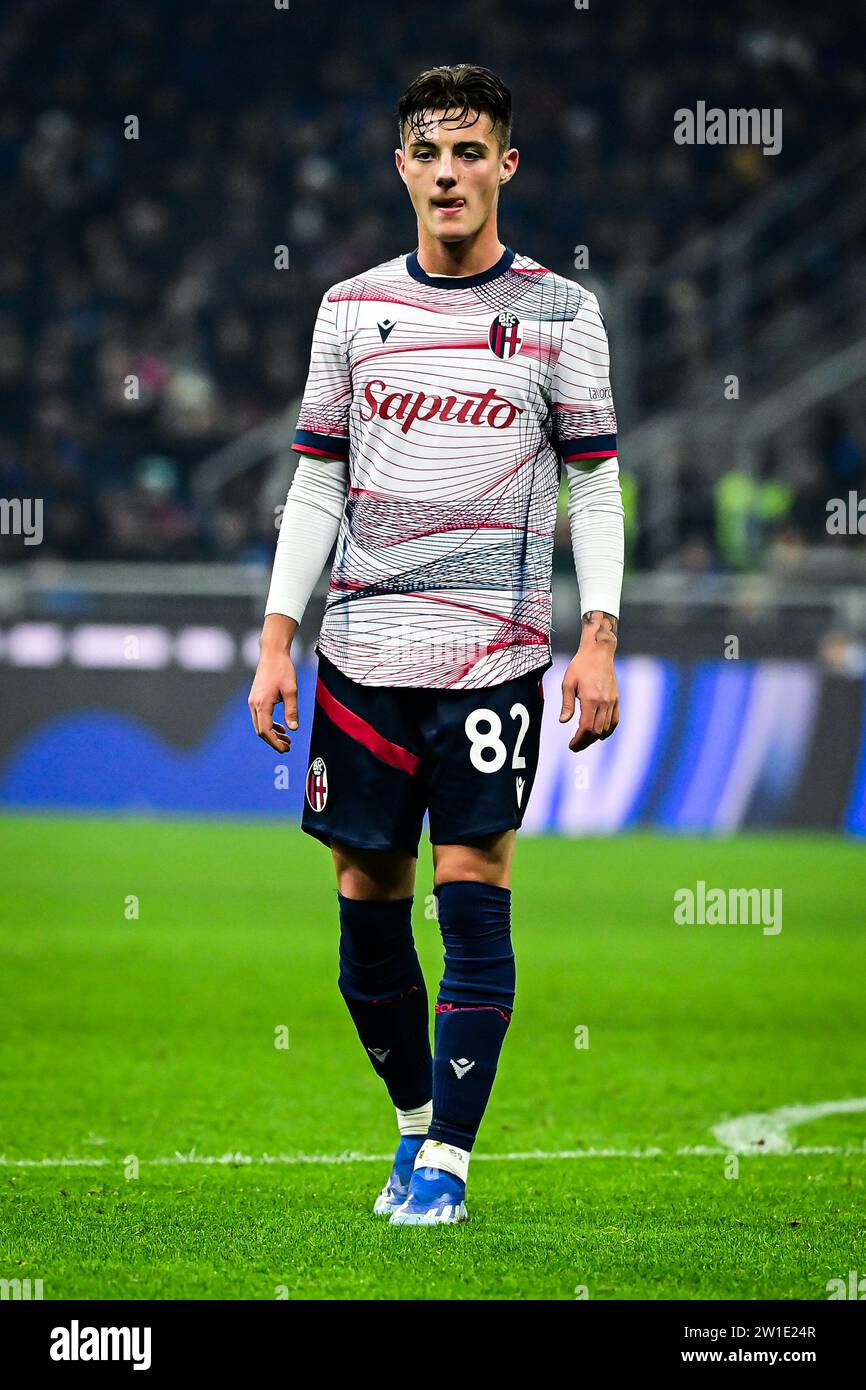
[337, 893, 423, 1003]
[433, 830, 515, 890]
[434, 880, 515, 1012]
[332, 841, 416, 900]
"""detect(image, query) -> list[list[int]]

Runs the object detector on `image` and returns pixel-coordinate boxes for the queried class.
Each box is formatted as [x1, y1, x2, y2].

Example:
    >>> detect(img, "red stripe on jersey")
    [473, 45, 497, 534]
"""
[410, 590, 549, 641]
[351, 339, 489, 373]
[562, 449, 618, 461]
[315, 676, 421, 775]
[291, 442, 348, 460]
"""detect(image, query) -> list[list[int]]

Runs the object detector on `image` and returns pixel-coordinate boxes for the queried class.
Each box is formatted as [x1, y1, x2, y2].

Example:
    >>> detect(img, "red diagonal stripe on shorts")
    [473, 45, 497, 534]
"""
[315, 676, 421, 776]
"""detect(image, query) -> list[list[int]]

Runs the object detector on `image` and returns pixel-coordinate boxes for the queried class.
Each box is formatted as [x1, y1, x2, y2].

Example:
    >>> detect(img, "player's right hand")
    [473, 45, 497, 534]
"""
[248, 649, 299, 754]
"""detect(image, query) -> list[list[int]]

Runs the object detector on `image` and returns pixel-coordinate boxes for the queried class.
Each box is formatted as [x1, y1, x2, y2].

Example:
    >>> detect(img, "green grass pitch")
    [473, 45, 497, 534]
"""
[1, 815, 864, 1300]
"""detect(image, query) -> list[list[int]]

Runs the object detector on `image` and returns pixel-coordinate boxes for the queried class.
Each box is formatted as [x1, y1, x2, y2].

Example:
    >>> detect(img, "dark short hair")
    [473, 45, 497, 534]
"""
[398, 64, 512, 152]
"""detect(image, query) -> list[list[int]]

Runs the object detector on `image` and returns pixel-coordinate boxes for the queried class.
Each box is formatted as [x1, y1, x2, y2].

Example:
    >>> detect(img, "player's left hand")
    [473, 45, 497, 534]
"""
[559, 645, 619, 753]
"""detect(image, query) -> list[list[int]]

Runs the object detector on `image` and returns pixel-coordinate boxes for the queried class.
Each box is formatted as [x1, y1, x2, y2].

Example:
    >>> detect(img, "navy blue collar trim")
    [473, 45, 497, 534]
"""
[406, 245, 516, 288]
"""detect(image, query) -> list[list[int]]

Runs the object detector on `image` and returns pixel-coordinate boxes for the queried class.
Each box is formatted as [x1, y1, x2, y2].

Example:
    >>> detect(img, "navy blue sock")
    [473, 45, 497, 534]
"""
[427, 881, 515, 1153]
[337, 893, 432, 1112]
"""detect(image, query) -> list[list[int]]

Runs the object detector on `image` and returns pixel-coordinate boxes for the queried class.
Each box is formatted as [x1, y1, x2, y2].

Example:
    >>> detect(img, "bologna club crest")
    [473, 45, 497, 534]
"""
[306, 757, 328, 811]
[488, 311, 523, 359]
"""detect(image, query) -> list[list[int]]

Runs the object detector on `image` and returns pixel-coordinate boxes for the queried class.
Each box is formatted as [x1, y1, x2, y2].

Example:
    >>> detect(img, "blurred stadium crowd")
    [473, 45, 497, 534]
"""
[0, 0, 863, 567]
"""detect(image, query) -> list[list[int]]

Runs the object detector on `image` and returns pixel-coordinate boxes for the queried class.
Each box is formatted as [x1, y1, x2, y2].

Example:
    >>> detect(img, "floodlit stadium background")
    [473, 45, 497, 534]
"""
[1, 0, 866, 1307]
[1, 0, 864, 833]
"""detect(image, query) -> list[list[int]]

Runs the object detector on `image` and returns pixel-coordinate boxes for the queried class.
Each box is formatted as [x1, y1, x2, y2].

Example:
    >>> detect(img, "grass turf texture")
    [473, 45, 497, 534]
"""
[0, 815, 864, 1300]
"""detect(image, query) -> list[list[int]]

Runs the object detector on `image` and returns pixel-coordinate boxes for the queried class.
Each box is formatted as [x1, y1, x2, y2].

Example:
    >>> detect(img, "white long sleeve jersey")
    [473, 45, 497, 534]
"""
[275, 244, 624, 688]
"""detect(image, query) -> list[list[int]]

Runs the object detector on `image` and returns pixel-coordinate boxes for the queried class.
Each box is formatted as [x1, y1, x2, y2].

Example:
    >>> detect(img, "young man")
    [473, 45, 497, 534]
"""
[249, 64, 623, 1225]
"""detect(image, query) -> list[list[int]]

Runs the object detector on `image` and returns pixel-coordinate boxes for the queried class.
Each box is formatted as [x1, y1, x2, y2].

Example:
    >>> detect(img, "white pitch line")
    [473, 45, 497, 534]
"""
[0, 1142, 864, 1169]
[713, 1097, 866, 1154]
[0, 1149, 660, 1168]
[3, 1100, 866, 1170]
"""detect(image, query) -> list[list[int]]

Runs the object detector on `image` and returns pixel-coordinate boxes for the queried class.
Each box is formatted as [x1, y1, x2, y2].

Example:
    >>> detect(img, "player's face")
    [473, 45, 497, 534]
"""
[396, 109, 517, 243]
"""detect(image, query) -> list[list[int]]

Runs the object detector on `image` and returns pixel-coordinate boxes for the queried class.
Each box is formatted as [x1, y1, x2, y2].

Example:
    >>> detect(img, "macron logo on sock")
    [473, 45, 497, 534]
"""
[450, 1057, 476, 1079]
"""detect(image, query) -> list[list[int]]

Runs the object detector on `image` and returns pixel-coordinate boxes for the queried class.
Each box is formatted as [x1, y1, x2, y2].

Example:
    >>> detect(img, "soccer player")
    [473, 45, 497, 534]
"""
[248, 64, 623, 1224]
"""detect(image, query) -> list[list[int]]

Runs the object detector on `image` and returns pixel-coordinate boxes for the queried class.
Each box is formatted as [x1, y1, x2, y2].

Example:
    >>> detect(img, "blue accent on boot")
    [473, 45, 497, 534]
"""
[389, 1164, 468, 1225]
[372, 1134, 426, 1215]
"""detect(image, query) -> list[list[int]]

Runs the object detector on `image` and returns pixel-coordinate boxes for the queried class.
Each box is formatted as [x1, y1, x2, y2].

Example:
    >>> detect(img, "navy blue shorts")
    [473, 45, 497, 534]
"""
[301, 649, 550, 856]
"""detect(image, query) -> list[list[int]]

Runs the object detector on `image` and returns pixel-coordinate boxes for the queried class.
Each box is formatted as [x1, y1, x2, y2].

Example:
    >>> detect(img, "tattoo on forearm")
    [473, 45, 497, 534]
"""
[582, 610, 618, 642]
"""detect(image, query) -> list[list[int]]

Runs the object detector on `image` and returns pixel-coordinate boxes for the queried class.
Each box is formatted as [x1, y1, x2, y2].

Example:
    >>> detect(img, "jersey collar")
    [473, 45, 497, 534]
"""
[406, 244, 516, 288]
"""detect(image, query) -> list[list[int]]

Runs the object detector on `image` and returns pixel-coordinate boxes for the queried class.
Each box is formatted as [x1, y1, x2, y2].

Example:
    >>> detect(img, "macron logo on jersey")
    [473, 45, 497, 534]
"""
[359, 380, 525, 435]
[377, 319, 397, 343]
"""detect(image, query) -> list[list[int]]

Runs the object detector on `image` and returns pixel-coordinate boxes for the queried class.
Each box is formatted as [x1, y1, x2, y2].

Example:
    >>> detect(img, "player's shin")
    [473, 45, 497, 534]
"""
[425, 881, 515, 1178]
[336, 893, 432, 1113]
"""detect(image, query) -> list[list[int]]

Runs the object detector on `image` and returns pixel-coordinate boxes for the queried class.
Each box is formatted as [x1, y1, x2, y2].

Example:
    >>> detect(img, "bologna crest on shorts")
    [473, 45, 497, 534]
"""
[306, 757, 328, 811]
[488, 311, 523, 359]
